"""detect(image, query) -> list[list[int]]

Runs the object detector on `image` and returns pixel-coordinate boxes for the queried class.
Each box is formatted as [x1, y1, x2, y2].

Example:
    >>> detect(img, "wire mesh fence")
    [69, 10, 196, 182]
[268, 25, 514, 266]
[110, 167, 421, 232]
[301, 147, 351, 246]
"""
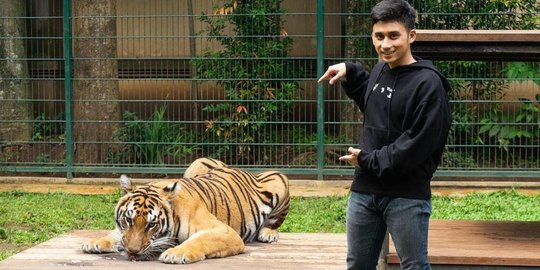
[0, 0, 538, 179]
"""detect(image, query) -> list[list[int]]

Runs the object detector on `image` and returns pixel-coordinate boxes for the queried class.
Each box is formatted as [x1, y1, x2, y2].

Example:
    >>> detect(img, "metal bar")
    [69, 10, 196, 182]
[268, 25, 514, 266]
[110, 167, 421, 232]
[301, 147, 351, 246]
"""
[3, 165, 538, 178]
[63, 0, 74, 179]
[316, 0, 325, 181]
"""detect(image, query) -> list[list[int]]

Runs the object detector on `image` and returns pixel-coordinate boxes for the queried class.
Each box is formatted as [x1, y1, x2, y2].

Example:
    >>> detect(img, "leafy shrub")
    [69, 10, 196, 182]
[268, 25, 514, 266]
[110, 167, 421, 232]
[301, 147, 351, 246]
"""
[193, 0, 300, 164]
[32, 112, 65, 141]
[108, 105, 197, 166]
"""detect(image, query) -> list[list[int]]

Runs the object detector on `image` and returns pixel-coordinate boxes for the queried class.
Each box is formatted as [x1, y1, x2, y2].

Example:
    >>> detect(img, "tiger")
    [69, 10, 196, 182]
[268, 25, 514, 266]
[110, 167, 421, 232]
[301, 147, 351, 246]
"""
[82, 158, 290, 264]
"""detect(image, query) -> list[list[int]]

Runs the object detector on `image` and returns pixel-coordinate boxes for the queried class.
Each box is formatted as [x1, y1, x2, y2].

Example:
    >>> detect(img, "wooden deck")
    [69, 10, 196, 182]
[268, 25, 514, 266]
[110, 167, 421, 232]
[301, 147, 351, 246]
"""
[0, 231, 346, 270]
[1, 220, 539, 269]
[387, 220, 540, 269]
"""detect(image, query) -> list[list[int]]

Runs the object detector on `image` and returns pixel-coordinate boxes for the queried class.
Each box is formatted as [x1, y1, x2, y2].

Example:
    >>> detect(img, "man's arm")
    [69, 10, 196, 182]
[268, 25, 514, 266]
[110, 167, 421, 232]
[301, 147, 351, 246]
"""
[340, 62, 371, 112]
[319, 62, 371, 111]
[318, 63, 347, 85]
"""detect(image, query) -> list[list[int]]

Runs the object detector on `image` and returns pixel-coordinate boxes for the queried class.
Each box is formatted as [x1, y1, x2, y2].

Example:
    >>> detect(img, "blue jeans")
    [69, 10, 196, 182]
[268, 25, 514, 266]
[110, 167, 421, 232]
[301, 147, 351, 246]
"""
[346, 191, 432, 270]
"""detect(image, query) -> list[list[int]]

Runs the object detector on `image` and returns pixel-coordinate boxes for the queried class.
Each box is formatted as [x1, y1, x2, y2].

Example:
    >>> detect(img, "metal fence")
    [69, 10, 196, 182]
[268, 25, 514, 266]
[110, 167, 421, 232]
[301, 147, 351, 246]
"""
[0, 0, 538, 179]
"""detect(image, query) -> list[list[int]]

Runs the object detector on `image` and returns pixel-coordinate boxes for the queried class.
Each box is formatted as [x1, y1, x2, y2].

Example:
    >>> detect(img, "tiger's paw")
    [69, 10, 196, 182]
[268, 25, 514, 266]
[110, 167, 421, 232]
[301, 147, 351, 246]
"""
[81, 238, 119, 253]
[257, 227, 279, 243]
[159, 246, 205, 264]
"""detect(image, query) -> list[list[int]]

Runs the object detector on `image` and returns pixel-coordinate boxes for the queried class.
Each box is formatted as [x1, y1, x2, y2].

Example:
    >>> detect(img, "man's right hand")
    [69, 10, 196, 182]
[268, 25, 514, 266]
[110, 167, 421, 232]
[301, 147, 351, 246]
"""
[317, 63, 346, 85]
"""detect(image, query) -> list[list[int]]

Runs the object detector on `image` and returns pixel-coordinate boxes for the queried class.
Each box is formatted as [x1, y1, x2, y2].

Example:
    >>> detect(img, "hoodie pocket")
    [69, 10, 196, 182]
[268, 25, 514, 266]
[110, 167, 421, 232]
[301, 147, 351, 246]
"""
[359, 126, 393, 151]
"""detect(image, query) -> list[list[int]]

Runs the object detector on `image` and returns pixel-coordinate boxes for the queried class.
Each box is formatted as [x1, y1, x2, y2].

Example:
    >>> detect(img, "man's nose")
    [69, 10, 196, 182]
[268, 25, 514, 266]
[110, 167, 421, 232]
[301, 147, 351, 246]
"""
[381, 38, 392, 49]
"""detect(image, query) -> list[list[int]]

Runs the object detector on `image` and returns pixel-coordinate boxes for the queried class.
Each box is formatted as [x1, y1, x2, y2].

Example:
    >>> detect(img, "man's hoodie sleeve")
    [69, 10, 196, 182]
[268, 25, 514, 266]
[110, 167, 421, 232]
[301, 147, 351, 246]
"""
[357, 78, 451, 177]
[341, 62, 370, 112]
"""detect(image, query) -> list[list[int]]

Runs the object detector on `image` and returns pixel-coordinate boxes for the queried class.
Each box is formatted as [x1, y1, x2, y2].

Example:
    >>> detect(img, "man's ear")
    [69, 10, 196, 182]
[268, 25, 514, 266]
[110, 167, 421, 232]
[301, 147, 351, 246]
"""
[163, 181, 181, 200]
[409, 29, 417, 44]
[119, 174, 133, 195]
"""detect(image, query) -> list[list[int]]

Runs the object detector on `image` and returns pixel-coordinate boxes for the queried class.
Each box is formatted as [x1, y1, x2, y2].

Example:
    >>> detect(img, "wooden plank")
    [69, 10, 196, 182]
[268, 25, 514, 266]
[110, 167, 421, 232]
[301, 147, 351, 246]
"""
[415, 30, 540, 42]
[412, 30, 540, 61]
[2, 220, 539, 269]
[387, 220, 540, 267]
[0, 231, 347, 270]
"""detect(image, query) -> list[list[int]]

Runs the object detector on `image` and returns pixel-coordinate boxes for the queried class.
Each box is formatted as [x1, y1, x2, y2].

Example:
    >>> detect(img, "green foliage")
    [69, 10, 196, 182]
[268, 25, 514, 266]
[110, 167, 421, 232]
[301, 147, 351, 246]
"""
[478, 98, 540, 151]
[473, 63, 540, 151]
[32, 112, 65, 141]
[441, 150, 476, 169]
[505, 62, 540, 87]
[432, 189, 540, 221]
[280, 196, 347, 233]
[109, 105, 198, 165]
[414, 0, 538, 30]
[35, 153, 50, 163]
[193, 0, 300, 163]
[0, 191, 118, 260]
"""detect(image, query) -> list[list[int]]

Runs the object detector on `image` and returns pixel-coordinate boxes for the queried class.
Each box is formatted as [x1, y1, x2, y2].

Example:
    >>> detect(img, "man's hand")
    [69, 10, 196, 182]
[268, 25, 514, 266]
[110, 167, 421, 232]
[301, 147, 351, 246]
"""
[317, 63, 346, 85]
[339, 147, 362, 167]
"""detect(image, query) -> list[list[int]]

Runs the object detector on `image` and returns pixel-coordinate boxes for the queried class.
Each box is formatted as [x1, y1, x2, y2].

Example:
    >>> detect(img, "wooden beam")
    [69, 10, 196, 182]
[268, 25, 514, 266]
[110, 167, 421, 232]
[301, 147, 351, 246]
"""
[412, 30, 540, 61]
[415, 30, 540, 43]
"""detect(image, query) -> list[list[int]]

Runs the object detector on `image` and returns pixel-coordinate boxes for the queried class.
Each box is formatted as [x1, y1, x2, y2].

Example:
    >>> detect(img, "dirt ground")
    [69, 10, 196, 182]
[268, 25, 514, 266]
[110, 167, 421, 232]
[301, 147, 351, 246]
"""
[0, 181, 351, 197]
[0, 177, 539, 196]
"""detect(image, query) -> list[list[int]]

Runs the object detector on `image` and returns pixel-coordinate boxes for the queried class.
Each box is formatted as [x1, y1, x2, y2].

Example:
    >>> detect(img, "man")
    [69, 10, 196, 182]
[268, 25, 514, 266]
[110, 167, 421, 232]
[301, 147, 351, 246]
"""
[318, 0, 452, 269]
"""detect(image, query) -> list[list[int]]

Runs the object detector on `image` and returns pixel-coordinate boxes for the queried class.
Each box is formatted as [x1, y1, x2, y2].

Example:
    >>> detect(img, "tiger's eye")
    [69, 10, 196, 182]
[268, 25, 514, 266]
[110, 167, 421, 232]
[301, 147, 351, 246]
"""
[147, 222, 158, 230]
[124, 216, 133, 226]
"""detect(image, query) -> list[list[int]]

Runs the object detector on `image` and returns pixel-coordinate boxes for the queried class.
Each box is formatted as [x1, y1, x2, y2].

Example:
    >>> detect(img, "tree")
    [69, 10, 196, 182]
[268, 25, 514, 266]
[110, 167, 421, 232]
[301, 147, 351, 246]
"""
[72, 0, 120, 164]
[194, 0, 299, 164]
[0, 0, 33, 143]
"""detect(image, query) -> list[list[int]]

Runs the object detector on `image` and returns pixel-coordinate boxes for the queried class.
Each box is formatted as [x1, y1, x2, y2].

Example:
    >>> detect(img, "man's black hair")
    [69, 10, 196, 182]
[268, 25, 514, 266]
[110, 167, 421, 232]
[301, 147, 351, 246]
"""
[371, 0, 417, 30]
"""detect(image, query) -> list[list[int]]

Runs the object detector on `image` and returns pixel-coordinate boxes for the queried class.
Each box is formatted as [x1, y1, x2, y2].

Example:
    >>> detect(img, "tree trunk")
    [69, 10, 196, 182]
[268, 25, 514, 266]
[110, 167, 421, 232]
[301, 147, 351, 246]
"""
[187, 0, 200, 133]
[0, 0, 33, 143]
[72, 0, 120, 164]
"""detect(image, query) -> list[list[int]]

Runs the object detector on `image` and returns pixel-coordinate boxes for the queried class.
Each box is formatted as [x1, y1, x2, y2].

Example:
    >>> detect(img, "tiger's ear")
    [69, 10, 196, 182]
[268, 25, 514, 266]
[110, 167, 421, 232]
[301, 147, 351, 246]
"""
[163, 181, 181, 200]
[119, 174, 133, 195]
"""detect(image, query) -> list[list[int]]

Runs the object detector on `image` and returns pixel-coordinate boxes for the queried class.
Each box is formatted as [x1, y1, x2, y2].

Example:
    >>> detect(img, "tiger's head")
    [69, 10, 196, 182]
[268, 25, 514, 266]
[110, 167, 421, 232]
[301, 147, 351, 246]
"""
[115, 175, 179, 261]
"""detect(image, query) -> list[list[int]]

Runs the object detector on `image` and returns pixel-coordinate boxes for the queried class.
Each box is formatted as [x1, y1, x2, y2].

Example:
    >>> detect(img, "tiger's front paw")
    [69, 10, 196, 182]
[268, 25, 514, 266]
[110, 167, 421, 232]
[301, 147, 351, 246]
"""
[159, 246, 205, 264]
[81, 238, 118, 253]
[258, 227, 279, 243]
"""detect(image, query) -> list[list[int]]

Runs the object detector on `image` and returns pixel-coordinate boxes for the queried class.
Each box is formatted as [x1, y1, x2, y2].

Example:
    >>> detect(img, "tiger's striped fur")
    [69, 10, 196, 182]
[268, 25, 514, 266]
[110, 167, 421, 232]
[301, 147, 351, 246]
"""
[82, 158, 290, 264]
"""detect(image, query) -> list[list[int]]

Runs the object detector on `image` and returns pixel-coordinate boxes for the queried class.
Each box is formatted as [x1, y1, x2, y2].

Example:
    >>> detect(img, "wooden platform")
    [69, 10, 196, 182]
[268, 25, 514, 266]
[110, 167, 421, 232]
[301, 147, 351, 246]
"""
[0, 231, 346, 270]
[387, 220, 540, 269]
[1, 220, 539, 269]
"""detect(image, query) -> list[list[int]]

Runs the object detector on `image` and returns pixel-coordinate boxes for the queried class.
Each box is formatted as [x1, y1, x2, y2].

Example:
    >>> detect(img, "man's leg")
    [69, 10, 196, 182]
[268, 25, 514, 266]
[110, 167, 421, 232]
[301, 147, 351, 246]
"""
[385, 197, 432, 270]
[346, 192, 388, 270]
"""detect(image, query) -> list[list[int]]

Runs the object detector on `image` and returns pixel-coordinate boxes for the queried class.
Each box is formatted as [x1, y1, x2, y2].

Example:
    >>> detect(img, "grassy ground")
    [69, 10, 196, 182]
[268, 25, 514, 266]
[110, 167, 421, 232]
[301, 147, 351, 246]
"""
[1, 189, 539, 261]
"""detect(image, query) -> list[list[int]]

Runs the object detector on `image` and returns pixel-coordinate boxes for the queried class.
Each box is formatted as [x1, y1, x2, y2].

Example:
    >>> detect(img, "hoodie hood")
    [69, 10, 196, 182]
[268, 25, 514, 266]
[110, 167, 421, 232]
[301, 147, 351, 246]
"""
[405, 59, 452, 93]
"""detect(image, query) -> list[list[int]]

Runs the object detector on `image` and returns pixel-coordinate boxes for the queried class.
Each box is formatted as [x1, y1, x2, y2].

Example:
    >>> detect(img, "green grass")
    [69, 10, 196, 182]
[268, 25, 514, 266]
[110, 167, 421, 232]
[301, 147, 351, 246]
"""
[1, 189, 539, 261]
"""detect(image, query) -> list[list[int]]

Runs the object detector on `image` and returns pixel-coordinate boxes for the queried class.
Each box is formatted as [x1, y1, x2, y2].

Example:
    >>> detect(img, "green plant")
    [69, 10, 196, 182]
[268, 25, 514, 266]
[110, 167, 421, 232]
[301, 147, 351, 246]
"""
[505, 62, 540, 87]
[110, 105, 198, 165]
[479, 97, 540, 151]
[441, 150, 476, 169]
[32, 112, 65, 141]
[35, 153, 50, 163]
[193, 0, 300, 163]
[415, 0, 538, 30]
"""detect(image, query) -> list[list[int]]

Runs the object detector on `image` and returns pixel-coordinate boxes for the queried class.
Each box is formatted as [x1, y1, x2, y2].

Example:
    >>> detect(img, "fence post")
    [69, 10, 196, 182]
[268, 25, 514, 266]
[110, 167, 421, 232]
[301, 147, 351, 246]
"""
[316, 0, 325, 180]
[63, 0, 74, 179]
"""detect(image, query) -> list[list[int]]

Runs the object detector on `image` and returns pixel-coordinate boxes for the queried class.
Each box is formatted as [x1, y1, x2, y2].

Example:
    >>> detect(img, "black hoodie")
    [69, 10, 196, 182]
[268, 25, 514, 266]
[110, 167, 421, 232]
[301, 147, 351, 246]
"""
[341, 59, 452, 200]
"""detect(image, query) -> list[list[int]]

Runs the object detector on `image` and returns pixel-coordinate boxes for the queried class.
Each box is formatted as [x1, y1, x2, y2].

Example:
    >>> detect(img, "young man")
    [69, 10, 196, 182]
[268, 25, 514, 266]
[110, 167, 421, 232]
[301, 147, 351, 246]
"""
[318, 0, 452, 269]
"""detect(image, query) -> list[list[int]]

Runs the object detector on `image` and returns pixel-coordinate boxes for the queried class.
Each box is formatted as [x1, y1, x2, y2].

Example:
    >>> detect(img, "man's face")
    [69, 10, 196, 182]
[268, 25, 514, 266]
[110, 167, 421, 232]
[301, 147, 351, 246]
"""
[372, 21, 416, 68]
